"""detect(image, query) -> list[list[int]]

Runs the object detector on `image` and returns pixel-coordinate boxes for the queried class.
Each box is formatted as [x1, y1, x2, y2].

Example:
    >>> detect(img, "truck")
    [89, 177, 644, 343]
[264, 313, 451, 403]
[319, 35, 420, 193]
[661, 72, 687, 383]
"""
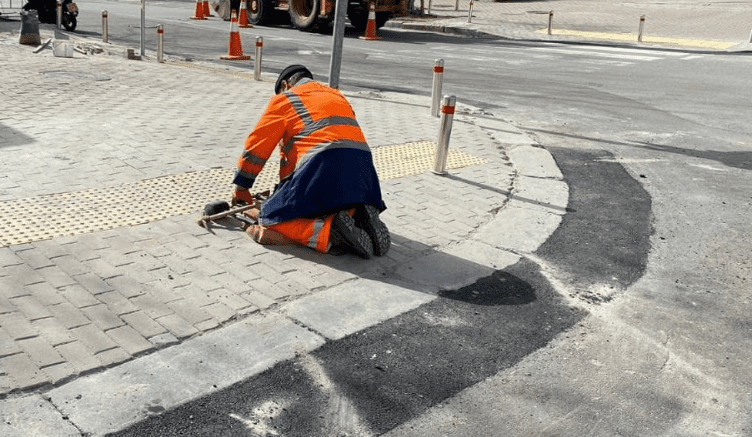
[245, 0, 409, 32]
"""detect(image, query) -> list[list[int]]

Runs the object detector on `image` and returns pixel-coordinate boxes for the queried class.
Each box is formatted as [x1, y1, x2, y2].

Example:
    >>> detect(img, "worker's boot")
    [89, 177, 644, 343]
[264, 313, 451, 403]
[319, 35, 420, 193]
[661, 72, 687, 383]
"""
[330, 210, 373, 259]
[354, 204, 390, 256]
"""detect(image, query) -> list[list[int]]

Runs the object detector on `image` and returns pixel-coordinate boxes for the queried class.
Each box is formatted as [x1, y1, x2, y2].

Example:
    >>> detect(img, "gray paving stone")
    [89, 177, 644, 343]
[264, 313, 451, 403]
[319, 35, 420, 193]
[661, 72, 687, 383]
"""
[0, 313, 38, 341]
[70, 324, 119, 355]
[0, 328, 22, 358]
[34, 266, 76, 290]
[58, 284, 99, 309]
[10, 295, 51, 322]
[41, 362, 76, 385]
[156, 313, 199, 339]
[166, 300, 212, 325]
[0, 353, 48, 391]
[0, 248, 23, 267]
[47, 302, 90, 330]
[129, 294, 174, 319]
[31, 318, 75, 348]
[120, 311, 168, 339]
[73, 272, 115, 295]
[81, 304, 125, 331]
[106, 325, 153, 356]
[95, 347, 132, 367]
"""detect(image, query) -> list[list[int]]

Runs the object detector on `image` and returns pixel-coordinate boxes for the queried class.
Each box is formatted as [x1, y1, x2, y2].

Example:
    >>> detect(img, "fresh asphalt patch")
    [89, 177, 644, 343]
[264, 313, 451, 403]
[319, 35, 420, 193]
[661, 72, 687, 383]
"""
[109, 148, 652, 437]
[108, 262, 583, 437]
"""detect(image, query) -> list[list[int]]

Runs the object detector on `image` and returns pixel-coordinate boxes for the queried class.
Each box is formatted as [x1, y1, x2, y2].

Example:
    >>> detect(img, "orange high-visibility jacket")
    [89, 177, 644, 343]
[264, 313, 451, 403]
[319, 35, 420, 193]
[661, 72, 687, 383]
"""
[233, 80, 385, 226]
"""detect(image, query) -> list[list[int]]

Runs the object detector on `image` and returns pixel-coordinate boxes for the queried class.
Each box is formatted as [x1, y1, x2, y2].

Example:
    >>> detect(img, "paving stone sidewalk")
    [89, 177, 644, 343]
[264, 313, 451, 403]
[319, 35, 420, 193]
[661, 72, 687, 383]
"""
[0, 24, 550, 399]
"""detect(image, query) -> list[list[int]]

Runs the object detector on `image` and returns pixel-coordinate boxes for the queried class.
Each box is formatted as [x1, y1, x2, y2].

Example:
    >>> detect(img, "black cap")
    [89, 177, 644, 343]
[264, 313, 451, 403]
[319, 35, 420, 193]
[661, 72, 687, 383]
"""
[275, 65, 313, 94]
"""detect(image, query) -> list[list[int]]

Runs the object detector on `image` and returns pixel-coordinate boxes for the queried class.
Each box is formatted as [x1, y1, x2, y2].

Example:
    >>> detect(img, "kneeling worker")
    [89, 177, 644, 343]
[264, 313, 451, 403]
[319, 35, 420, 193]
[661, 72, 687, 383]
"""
[231, 64, 390, 259]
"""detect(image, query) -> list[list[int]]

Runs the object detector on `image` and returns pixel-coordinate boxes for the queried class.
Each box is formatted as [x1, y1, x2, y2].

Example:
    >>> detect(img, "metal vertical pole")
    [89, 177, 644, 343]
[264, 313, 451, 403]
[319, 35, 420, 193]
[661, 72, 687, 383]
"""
[140, 0, 146, 57]
[638, 15, 645, 42]
[328, 0, 347, 89]
[455, 0, 459, 11]
[102, 11, 108, 42]
[467, 0, 473, 23]
[56, 0, 61, 29]
[548, 11, 554, 35]
[433, 95, 456, 175]
[157, 24, 164, 63]
[254, 36, 263, 80]
[430, 59, 444, 117]
[749, 26, 752, 43]
[427, 0, 432, 15]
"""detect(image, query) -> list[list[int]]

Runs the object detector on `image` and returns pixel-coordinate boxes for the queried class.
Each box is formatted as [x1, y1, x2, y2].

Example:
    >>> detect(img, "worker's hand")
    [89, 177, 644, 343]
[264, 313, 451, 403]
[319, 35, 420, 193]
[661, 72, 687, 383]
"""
[232, 188, 255, 206]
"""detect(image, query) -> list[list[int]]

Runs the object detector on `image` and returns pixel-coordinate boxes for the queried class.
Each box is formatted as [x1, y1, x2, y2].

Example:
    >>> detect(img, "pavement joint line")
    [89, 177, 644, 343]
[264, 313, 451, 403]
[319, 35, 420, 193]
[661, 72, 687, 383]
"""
[0, 142, 485, 247]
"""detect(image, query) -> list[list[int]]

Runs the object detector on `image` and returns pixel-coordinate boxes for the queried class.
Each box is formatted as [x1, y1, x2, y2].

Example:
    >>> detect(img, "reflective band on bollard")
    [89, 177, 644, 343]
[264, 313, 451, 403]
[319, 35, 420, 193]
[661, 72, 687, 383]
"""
[254, 37, 263, 80]
[430, 59, 444, 117]
[433, 95, 456, 175]
[102, 11, 108, 43]
[157, 24, 164, 63]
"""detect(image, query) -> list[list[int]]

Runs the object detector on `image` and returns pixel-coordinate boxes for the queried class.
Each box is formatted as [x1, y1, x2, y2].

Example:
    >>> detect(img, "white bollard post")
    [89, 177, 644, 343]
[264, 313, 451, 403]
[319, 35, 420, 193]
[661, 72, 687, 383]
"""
[254, 36, 263, 80]
[157, 24, 164, 63]
[433, 95, 456, 175]
[638, 15, 645, 42]
[430, 59, 444, 117]
[102, 11, 108, 42]
[548, 11, 554, 35]
[467, 0, 473, 23]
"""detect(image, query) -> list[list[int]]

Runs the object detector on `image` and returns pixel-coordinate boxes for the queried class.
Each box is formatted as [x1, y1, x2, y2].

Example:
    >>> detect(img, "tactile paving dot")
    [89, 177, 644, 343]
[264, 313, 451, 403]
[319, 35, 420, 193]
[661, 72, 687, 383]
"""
[0, 142, 485, 247]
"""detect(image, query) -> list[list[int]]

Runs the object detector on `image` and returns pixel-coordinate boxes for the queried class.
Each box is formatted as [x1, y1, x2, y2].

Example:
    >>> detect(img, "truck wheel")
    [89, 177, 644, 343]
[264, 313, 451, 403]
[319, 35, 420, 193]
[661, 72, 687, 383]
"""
[289, 0, 320, 30]
[248, 0, 272, 25]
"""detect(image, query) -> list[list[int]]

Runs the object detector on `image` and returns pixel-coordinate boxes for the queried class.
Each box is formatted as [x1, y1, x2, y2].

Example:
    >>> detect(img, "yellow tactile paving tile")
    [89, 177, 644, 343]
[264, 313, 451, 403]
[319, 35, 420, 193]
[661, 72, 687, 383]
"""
[0, 142, 486, 247]
[536, 28, 737, 50]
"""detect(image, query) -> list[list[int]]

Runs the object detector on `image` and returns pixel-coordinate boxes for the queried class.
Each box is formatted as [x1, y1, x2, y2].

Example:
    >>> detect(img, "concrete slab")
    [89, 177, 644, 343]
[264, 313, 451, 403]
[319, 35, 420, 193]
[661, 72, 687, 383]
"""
[283, 279, 436, 340]
[395, 250, 496, 291]
[507, 145, 564, 179]
[473, 202, 565, 253]
[512, 175, 569, 213]
[47, 313, 324, 436]
[443, 240, 522, 271]
[0, 394, 80, 437]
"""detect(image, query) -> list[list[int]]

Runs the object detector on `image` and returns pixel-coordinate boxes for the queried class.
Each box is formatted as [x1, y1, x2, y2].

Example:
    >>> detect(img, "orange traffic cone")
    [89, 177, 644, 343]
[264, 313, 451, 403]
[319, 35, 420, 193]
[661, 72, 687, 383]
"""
[238, 0, 252, 28]
[202, 0, 213, 17]
[221, 10, 251, 60]
[360, 3, 380, 41]
[191, 0, 206, 20]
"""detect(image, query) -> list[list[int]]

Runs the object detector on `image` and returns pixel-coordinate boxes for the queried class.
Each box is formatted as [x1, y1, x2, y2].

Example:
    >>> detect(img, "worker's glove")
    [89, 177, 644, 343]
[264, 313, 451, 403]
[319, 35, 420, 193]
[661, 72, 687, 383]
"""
[232, 188, 255, 206]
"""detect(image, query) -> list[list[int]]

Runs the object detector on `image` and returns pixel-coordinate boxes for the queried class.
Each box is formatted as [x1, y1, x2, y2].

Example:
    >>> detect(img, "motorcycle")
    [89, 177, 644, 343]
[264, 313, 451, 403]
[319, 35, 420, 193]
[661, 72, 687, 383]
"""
[23, 0, 78, 31]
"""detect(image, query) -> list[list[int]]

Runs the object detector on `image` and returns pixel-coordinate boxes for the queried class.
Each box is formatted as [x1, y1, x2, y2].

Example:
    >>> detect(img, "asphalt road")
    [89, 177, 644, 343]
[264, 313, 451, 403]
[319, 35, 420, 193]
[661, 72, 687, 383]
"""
[67, 2, 752, 435]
